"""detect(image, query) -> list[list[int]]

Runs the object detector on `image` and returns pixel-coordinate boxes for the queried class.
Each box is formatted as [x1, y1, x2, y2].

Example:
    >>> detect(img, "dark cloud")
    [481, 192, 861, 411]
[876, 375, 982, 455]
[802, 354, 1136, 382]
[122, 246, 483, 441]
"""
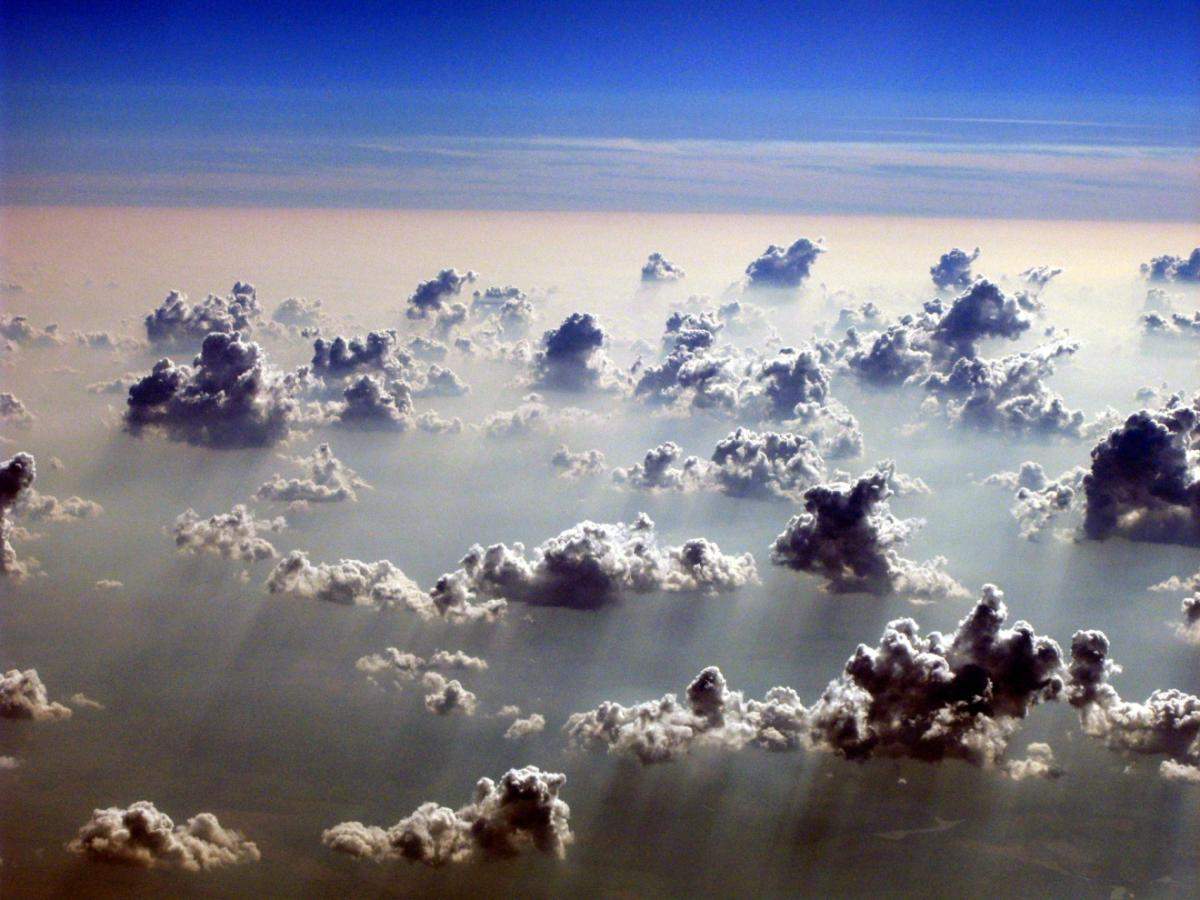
[929, 247, 980, 290]
[641, 252, 686, 283]
[1176, 596, 1200, 646]
[931, 280, 1031, 359]
[1, 452, 36, 577]
[144, 283, 261, 346]
[662, 310, 722, 352]
[1141, 248, 1200, 283]
[1140, 310, 1200, 340]
[1067, 630, 1200, 782]
[406, 269, 478, 320]
[770, 462, 966, 600]
[1082, 398, 1200, 544]
[67, 802, 260, 870]
[421, 673, 479, 716]
[172, 504, 285, 562]
[1, 667, 72, 720]
[124, 332, 300, 448]
[745, 238, 824, 289]
[311, 331, 401, 379]
[431, 515, 757, 611]
[531, 313, 623, 392]
[322, 766, 572, 865]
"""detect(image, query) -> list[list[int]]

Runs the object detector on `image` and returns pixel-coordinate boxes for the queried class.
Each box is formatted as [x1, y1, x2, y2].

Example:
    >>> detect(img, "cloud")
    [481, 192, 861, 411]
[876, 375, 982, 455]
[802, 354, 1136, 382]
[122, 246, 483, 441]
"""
[1067, 630, 1200, 783]
[1, 451, 37, 577]
[1175, 596, 1200, 646]
[550, 445, 606, 478]
[504, 713, 546, 740]
[311, 331, 401, 379]
[0, 314, 63, 349]
[144, 283, 261, 346]
[770, 462, 966, 600]
[256, 443, 368, 507]
[355, 647, 488, 690]
[930, 280, 1031, 359]
[322, 766, 572, 866]
[266, 551, 505, 622]
[744, 238, 824, 289]
[929, 247, 980, 290]
[172, 504, 285, 562]
[612, 442, 707, 492]
[124, 332, 300, 448]
[272, 296, 322, 328]
[0, 392, 34, 427]
[708, 428, 826, 500]
[421, 672, 479, 716]
[840, 325, 932, 387]
[67, 801, 260, 870]
[1141, 248, 1200, 283]
[662, 310, 722, 352]
[1082, 397, 1200, 544]
[1140, 310, 1200, 340]
[1, 668, 72, 720]
[406, 269, 478, 320]
[530, 313, 624, 392]
[641, 252, 685, 283]
[1002, 742, 1063, 781]
[431, 514, 758, 611]
[986, 462, 1087, 540]
[1019, 265, 1063, 292]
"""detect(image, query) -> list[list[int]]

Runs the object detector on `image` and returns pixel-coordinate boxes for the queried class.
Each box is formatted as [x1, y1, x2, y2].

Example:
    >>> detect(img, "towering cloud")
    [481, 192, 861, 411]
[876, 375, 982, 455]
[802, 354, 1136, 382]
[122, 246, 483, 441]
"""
[322, 766, 572, 866]
[1, 668, 73, 720]
[67, 802, 260, 870]
[929, 247, 980, 290]
[144, 283, 261, 346]
[1082, 398, 1200, 544]
[406, 269, 478, 319]
[530, 313, 622, 391]
[124, 332, 299, 448]
[431, 514, 758, 611]
[770, 463, 966, 600]
[744, 238, 824, 289]
[1, 452, 36, 577]
[1067, 631, 1200, 782]
[641, 252, 686, 282]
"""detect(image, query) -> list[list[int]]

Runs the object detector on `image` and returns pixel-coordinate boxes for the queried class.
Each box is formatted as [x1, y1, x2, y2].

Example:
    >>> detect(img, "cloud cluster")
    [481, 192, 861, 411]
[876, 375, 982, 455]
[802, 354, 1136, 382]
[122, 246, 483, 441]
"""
[1082, 398, 1200, 544]
[172, 504, 286, 562]
[1, 668, 72, 720]
[744, 238, 824, 289]
[431, 514, 758, 611]
[124, 332, 300, 448]
[1067, 630, 1200, 782]
[1141, 248, 1200, 283]
[144, 283, 261, 346]
[641, 252, 685, 283]
[406, 269, 478, 319]
[256, 443, 369, 507]
[929, 247, 980, 290]
[322, 766, 572, 866]
[770, 462, 967, 600]
[67, 801, 260, 870]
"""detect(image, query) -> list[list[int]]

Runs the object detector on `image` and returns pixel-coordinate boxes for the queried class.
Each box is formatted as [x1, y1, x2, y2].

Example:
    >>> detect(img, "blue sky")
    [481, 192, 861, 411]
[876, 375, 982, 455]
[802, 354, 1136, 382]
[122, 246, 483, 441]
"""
[2, 1, 1198, 215]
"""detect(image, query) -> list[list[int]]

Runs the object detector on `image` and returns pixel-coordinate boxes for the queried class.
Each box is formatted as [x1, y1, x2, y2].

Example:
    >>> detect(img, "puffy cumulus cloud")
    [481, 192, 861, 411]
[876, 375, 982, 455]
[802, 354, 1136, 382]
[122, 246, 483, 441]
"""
[550, 445, 606, 478]
[1, 668, 72, 720]
[744, 238, 824, 289]
[256, 443, 368, 507]
[144, 283, 261, 346]
[421, 672, 479, 716]
[322, 766, 572, 866]
[329, 374, 462, 434]
[662, 310, 722, 352]
[355, 647, 488, 690]
[530, 313, 624, 392]
[770, 462, 967, 600]
[13, 488, 103, 524]
[829, 302, 886, 336]
[504, 713, 546, 740]
[266, 551, 505, 623]
[707, 428, 826, 501]
[431, 514, 758, 612]
[929, 247, 980, 290]
[472, 285, 526, 312]
[67, 801, 260, 870]
[0, 392, 34, 427]
[1141, 248, 1200, 283]
[1019, 266, 1063, 291]
[984, 461, 1050, 492]
[985, 462, 1087, 540]
[408, 336, 448, 362]
[1175, 596, 1200, 646]
[311, 331, 404, 379]
[0, 314, 63, 349]
[839, 323, 933, 387]
[922, 342, 1084, 438]
[172, 504, 285, 562]
[413, 364, 469, 398]
[1002, 742, 1062, 781]
[613, 442, 707, 492]
[1, 451, 37, 577]
[1067, 630, 1200, 783]
[1081, 398, 1200, 544]
[481, 396, 552, 437]
[406, 269, 478, 320]
[124, 332, 301, 448]
[641, 252, 685, 283]
[272, 296, 322, 328]
[1140, 309, 1200, 340]
[930, 281, 1031, 359]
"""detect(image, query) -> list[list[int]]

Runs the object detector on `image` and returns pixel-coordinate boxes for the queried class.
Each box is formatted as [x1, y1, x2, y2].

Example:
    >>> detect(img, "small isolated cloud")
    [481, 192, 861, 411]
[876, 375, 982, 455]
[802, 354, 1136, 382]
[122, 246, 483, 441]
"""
[1002, 743, 1063, 781]
[930, 280, 1031, 359]
[356, 647, 488, 690]
[550, 445, 606, 478]
[0, 392, 34, 427]
[421, 672, 478, 716]
[322, 766, 572, 866]
[172, 505, 285, 562]
[1, 668, 72, 720]
[770, 462, 966, 600]
[744, 238, 824, 290]
[272, 296, 322, 328]
[67, 801, 260, 870]
[641, 252, 685, 283]
[406, 269, 478, 320]
[256, 443, 369, 507]
[504, 713, 546, 740]
[929, 247, 980, 290]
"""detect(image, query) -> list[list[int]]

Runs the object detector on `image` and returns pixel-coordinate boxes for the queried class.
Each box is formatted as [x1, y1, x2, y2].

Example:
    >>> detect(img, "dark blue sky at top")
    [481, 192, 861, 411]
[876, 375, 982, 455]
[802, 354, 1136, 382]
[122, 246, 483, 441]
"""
[3, 0, 1198, 138]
